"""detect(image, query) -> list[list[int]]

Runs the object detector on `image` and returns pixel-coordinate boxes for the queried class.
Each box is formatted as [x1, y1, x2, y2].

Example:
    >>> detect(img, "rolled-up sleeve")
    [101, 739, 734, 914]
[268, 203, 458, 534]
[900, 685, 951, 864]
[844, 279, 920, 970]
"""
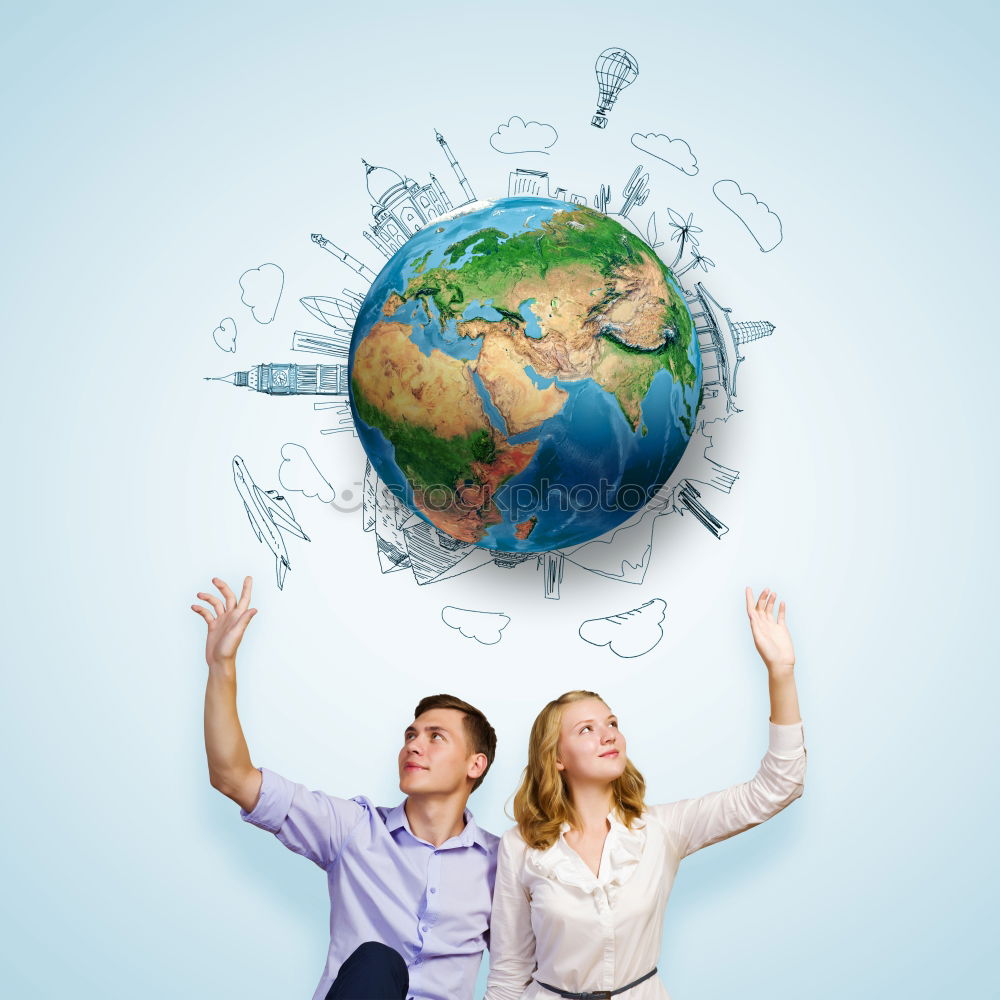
[652, 720, 807, 860]
[485, 830, 537, 1000]
[240, 767, 366, 869]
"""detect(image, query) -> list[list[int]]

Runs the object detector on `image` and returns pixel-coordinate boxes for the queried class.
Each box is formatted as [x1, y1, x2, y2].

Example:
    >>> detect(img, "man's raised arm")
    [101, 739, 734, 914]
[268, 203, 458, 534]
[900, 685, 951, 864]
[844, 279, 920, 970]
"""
[192, 575, 263, 813]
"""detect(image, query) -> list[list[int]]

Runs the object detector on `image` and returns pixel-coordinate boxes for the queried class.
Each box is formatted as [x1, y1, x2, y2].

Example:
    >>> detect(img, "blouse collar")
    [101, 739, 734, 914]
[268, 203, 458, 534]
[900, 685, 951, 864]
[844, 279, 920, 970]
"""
[527, 810, 647, 900]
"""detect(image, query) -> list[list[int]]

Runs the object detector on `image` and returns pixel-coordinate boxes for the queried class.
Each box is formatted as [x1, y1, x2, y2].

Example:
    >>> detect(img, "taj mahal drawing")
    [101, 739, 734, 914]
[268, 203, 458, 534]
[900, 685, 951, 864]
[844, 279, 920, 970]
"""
[361, 130, 476, 259]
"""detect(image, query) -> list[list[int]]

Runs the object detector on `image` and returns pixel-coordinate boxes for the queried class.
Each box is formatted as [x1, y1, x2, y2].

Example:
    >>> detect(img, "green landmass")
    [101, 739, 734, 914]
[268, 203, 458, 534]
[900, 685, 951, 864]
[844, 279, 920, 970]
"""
[399, 207, 664, 324]
[493, 306, 525, 326]
[352, 379, 491, 493]
[443, 228, 510, 266]
[597, 332, 698, 430]
[383, 204, 702, 440]
[396, 205, 698, 390]
[411, 250, 432, 274]
[470, 428, 496, 464]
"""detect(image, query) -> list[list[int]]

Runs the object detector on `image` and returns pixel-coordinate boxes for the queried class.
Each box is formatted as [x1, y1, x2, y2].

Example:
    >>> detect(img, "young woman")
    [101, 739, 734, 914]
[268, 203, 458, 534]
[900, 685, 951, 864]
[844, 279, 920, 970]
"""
[485, 587, 806, 1000]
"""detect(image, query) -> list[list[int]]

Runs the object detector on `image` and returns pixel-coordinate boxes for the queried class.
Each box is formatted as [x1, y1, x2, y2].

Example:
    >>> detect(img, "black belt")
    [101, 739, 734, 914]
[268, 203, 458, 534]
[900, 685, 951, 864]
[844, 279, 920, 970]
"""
[535, 967, 658, 999]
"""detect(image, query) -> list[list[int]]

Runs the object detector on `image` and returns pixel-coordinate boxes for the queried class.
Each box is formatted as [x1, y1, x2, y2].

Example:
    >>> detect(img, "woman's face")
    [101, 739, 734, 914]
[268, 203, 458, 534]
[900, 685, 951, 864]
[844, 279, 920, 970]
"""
[556, 697, 628, 785]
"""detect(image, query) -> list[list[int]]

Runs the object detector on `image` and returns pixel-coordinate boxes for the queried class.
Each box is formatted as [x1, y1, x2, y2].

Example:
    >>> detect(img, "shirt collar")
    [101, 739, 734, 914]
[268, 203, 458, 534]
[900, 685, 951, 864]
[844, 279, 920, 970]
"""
[387, 799, 490, 851]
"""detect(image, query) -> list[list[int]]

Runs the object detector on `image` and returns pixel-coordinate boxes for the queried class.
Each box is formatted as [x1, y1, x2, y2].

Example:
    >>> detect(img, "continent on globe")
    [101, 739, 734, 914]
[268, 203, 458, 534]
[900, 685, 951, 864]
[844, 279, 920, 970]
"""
[348, 196, 702, 553]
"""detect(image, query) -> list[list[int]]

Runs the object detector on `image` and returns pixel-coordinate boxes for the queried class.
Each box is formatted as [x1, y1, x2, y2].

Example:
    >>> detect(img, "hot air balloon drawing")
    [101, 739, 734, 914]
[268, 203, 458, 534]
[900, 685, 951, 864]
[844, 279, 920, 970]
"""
[591, 47, 639, 129]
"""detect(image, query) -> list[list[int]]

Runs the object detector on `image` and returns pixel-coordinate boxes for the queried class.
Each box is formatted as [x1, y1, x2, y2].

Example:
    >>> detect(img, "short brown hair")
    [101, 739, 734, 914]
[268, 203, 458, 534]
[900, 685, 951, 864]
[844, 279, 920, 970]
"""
[413, 694, 497, 792]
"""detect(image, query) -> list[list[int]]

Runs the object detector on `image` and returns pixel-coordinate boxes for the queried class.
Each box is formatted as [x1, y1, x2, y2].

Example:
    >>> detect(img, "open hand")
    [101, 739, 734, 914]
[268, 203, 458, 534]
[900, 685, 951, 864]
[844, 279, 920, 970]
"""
[191, 576, 258, 669]
[745, 586, 795, 673]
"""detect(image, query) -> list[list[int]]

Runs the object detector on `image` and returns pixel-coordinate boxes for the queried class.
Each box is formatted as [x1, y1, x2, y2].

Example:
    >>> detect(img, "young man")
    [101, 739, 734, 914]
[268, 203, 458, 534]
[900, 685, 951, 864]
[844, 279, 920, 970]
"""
[192, 575, 499, 1000]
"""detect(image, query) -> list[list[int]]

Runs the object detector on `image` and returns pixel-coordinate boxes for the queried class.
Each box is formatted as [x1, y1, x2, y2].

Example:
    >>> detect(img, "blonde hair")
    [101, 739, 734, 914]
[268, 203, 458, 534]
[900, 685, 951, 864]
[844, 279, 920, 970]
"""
[513, 690, 647, 850]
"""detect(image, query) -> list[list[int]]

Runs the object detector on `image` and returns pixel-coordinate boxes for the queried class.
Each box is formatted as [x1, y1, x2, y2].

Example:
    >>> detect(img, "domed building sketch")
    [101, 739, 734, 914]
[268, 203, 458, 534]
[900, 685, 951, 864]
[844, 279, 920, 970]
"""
[362, 130, 476, 259]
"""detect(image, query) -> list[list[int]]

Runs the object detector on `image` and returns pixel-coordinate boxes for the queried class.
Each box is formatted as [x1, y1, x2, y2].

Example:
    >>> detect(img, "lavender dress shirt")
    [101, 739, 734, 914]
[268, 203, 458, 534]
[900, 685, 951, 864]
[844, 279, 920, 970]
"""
[241, 767, 499, 1000]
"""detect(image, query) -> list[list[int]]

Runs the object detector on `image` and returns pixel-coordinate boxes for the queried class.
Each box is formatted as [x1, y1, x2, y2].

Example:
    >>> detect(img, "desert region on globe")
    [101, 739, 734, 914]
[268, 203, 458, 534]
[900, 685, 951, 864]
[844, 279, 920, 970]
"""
[349, 195, 703, 552]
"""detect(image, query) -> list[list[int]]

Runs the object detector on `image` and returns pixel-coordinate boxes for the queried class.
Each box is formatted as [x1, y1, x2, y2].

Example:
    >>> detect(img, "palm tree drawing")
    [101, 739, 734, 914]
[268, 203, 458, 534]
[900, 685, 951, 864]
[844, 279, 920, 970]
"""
[667, 208, 702, 269]
[676, 246, 716, 277]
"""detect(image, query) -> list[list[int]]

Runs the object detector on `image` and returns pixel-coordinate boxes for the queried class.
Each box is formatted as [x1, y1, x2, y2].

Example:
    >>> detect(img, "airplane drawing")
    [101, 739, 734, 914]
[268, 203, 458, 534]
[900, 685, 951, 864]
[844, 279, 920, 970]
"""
[232, 455, 311, 589]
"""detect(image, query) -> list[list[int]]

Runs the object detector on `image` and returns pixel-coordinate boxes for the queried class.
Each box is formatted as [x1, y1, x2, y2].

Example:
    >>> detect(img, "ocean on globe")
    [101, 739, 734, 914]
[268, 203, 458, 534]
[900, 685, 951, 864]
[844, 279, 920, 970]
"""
[348, 195, 703, 553]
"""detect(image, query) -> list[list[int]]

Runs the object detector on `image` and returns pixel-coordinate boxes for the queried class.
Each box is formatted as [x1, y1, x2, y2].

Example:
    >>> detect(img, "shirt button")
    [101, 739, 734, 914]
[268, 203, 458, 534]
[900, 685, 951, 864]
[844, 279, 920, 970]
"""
[421, 924, 429, 932]
[429, 887, 437, 894]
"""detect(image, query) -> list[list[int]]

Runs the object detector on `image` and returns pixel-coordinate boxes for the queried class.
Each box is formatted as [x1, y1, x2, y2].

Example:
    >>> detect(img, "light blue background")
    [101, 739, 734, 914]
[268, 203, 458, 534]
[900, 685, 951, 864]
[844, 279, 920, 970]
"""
[1, 1, 997, 997]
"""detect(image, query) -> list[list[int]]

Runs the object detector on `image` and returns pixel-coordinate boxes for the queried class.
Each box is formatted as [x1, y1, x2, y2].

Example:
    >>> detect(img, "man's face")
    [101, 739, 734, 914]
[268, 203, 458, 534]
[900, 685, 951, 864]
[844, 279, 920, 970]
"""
[398, 708, 483, 797]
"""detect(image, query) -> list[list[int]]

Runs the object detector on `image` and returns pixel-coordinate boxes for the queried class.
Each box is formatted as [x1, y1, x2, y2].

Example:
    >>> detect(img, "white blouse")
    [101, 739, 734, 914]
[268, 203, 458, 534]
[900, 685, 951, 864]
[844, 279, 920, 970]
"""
[484, 721, 807, 1000]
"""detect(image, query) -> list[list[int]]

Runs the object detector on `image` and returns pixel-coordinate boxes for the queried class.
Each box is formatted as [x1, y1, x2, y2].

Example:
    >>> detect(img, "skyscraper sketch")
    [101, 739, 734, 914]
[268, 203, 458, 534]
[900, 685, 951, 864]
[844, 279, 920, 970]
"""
[732, 319, 776, 343]
[676, 480, 729, 539]
[509, 168, 550, 197]
[435, 129, 475, 205]
[316, 399, 357, 436]
[300, 293, 363, 330]
[552, 187, 588, 206]
[310, 234, 378, 284]
[539, 551, 565, 600]
[506, 169, 587, 205]
[291, 331, 350, 360]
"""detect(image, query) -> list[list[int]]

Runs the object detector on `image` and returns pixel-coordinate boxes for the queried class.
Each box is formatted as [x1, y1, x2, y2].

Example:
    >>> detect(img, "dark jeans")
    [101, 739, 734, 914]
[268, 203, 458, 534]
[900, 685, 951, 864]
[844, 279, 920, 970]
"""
[324, 941, 409, 1000]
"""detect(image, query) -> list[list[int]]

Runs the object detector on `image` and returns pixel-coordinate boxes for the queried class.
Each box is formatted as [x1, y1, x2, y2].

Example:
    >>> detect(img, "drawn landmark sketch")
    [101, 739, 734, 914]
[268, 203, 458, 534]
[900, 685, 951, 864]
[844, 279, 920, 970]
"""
[206, 362, 349, 396]
[508, 168, 588, 206]
[509, 168, 551, 197]
[343, 152, 779, 599]
[360, 130, 476, 259]
[684, 281, 774, 415]
[316, 398, 358, 437]
[310, 235, 378, 285]
[206, 114, 784, 610]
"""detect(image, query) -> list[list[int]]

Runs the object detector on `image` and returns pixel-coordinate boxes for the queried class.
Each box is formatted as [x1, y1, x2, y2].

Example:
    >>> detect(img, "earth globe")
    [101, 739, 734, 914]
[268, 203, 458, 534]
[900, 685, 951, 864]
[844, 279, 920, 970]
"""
[348, 195, 702, 553]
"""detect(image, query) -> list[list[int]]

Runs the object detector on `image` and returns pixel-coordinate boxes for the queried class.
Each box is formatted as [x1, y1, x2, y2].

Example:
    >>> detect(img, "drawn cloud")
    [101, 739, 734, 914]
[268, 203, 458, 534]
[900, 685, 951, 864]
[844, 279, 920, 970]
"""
[579, 598, 667, 658]
[441, 606, 511, 645]
[490, 116, 558, 155]
[239, 263, 285, 323]
[712, 180, 783, 252]
[212, 317, 237, 352]
[278, 442, 335, 503]
[630, 133, 698, 175]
